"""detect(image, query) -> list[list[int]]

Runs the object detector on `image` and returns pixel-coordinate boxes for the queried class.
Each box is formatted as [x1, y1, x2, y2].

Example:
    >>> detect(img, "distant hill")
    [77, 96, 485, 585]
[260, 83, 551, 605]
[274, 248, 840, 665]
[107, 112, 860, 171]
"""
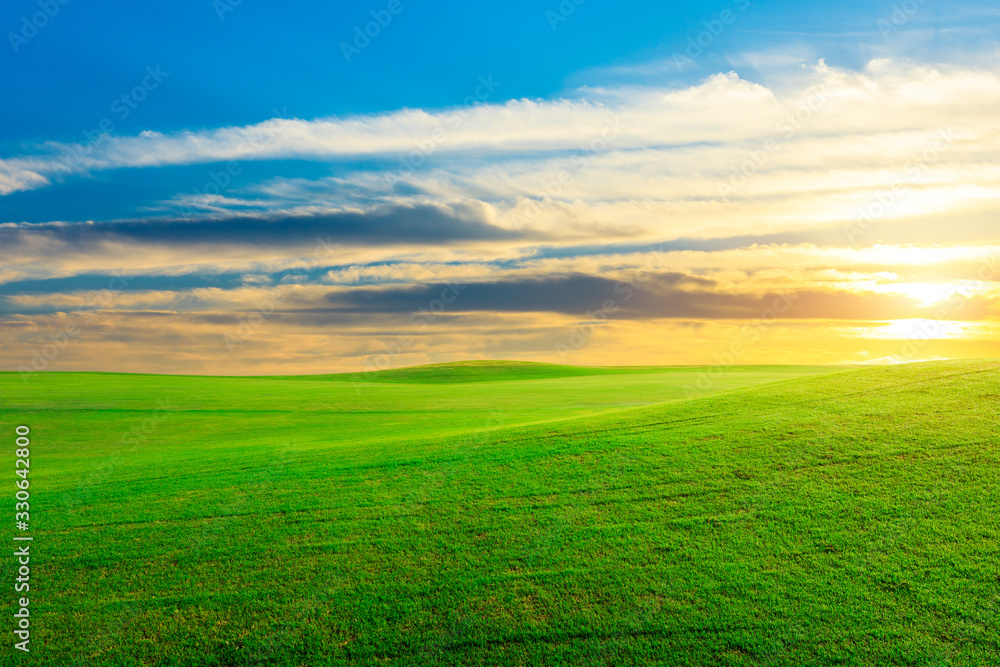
[266, 359, 840, 384]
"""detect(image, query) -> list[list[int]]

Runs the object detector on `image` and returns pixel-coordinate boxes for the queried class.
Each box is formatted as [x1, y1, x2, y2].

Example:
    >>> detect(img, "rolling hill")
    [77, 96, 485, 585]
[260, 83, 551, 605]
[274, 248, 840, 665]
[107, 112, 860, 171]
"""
[1, 360, 997, 665]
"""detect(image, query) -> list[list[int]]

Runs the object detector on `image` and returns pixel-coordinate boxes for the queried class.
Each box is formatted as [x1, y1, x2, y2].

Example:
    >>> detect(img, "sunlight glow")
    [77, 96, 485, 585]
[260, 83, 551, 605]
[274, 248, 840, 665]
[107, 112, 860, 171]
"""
[840, 319, 976, 340]
[871, 282, 965, 307]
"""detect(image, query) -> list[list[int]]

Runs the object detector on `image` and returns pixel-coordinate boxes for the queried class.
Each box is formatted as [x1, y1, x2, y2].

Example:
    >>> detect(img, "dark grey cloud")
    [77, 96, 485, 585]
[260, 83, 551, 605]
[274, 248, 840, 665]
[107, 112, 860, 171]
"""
[4, 271, 995, 332]
[291, 274, 958, 322]
[2, 203, 526, 249]
[321, 273, 713, 316]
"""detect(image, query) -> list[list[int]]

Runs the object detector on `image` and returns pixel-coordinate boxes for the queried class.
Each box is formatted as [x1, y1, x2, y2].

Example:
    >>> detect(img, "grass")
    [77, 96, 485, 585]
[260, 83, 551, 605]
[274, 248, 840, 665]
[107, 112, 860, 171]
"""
[1, 360, 997, 665]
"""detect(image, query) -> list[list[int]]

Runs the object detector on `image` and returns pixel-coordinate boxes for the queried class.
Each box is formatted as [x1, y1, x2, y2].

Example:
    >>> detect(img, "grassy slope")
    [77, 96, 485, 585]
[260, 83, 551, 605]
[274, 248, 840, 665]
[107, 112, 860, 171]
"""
[262, 360, 841, 384]
[1, 361, 997, 665]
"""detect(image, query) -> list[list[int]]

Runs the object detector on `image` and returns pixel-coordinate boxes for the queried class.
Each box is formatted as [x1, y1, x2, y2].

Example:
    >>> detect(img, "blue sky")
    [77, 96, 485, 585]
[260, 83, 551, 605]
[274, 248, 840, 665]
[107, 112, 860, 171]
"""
[1, 0, 995, 219]
[2, 0, 989, 140]
[2, 0, 1000, 373]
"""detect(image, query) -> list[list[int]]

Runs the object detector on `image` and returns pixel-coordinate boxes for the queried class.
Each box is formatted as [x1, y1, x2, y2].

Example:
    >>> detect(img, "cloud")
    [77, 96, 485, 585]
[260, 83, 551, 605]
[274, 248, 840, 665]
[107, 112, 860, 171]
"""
[310, 275, 990, 322]
[1, 202, 518, 248]
[0, 71, 767, 195]
[0, 202, 540, 285]
[5, 59, 1000, 271]
[3, 243, 998, 316]
[4, 58, 1000, 372]
[4, 59, 998, 199]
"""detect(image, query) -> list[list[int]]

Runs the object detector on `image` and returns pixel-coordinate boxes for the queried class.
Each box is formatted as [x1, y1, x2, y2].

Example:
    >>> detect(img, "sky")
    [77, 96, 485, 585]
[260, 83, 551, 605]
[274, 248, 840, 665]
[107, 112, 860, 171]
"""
[2, 0, 1000, 375]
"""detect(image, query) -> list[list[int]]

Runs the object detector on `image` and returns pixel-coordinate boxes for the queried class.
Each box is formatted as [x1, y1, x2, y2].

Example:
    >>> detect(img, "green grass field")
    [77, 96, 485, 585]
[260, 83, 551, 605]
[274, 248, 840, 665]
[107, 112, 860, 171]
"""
[1, 360, 998, 666]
